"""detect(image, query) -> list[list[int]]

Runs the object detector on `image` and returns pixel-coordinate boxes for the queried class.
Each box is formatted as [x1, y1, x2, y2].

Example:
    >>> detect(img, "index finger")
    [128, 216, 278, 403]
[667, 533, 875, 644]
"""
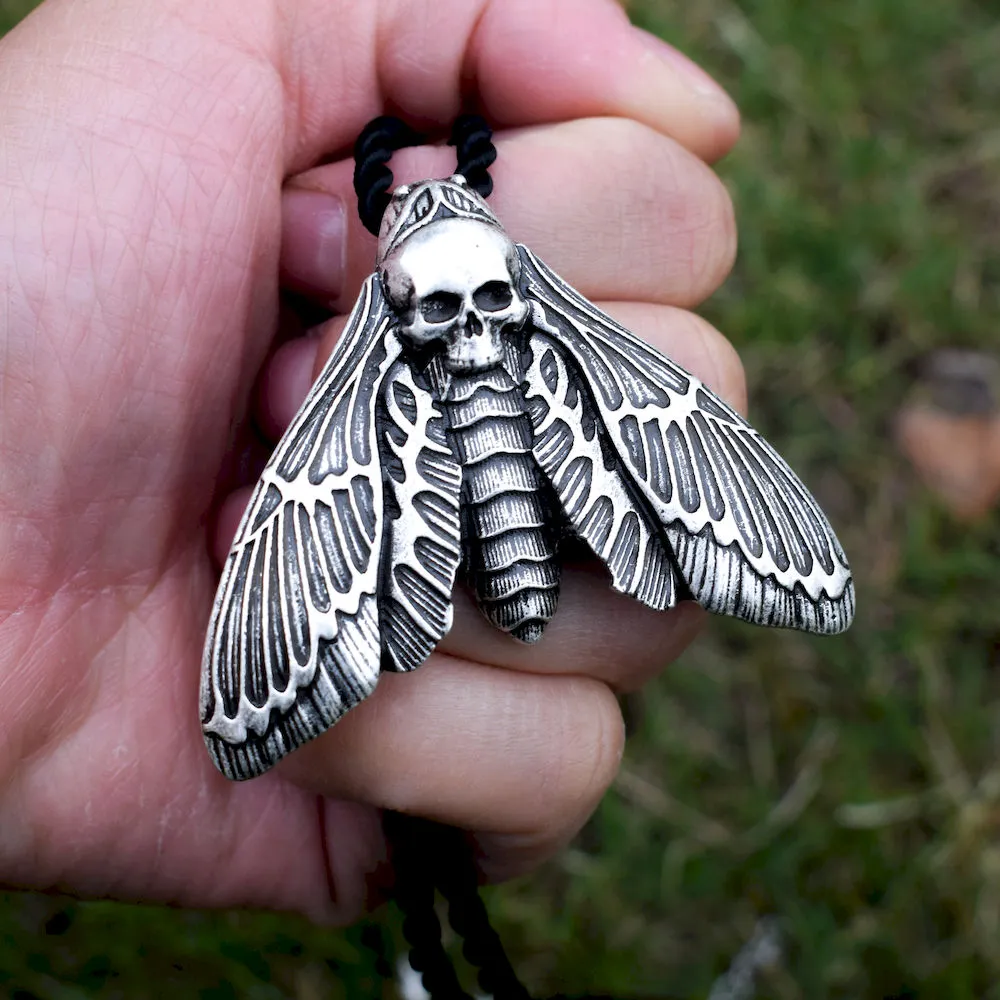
[277, 0, 740, 166]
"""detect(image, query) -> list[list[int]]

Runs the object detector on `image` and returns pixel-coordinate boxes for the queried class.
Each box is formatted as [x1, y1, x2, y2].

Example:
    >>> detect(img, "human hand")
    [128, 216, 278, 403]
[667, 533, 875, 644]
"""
[0, 0, 741, 923]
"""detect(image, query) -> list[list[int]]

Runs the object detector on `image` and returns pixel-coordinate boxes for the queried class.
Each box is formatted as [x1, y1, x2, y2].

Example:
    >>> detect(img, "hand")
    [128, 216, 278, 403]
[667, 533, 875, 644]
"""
[0, 0, 741, 923]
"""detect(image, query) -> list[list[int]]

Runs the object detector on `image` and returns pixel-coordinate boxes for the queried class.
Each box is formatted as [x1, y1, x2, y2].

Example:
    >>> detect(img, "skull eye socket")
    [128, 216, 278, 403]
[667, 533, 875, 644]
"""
[473, 281, 513, 312]
[420, 292, 462, 323]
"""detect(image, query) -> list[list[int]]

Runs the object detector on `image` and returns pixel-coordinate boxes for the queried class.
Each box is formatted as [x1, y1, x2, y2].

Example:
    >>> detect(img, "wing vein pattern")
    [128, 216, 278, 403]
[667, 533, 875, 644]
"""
[202, 277, 398, 780]
[518, 244, 854, 635]
[378, 363, 464, 673]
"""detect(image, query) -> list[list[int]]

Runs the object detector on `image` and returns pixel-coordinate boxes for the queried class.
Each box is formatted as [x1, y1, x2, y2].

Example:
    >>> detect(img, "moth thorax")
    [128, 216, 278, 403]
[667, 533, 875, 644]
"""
[380, 217, 529, 374]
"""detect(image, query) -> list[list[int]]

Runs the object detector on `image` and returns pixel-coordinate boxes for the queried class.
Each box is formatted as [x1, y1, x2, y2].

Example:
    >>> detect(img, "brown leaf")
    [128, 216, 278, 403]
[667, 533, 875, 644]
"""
[897, 406, 1000, 519]
[896, 350, 1000, 520]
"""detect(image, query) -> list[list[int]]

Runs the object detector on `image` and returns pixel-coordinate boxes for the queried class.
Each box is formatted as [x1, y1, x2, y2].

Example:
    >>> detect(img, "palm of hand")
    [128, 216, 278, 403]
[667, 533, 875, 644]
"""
[0, 0, 740, 921]
[0, 8, 308, 910]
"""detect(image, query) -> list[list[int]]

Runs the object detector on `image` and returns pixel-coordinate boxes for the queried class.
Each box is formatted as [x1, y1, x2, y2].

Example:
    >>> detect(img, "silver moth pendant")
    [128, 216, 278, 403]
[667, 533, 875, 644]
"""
[201, 176, 855, 780]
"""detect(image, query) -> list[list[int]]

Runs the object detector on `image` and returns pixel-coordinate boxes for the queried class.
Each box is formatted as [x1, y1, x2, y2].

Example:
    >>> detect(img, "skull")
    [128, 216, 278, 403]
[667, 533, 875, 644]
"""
[381, 217, 529, 374]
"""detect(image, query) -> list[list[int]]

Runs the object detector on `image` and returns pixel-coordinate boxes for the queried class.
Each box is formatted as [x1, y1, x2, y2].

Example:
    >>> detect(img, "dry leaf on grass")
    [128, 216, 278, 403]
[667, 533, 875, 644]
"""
[896, 349, 1000, 520]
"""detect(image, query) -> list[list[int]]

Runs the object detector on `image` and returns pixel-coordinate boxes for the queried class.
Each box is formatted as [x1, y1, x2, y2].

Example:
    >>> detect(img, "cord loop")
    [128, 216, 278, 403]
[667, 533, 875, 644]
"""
[352, 114, 497, 235]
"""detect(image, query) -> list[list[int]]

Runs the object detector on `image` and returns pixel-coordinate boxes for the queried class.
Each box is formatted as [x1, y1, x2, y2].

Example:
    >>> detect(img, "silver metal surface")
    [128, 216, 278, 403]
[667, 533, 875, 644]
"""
[202, 176, 855, 780]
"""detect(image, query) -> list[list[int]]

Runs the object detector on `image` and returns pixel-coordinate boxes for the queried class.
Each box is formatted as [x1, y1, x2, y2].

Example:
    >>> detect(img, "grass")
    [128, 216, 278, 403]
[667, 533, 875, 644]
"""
[4, 0, 1000, 996]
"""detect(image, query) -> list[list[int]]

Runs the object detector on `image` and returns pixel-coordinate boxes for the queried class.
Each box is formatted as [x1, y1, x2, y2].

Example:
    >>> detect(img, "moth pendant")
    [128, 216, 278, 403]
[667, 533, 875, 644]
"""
[202, 177, 855, 780]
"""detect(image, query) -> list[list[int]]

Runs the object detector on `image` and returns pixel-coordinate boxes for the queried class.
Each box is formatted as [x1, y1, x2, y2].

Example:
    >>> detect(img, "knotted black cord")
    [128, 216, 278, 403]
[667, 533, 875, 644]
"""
[353, 115, 426, 237]
[352, 114, 499, 236]
[383, 811, 473, 1000]
[354, 114, 529, 1000]
[433, 825, 532, 1000]
[448, 114, 497, 199]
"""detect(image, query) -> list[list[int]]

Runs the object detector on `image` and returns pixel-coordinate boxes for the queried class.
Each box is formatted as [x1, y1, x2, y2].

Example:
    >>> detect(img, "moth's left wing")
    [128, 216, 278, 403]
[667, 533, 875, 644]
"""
[518, 245, 854, 635]
[202, 276, 399, 780]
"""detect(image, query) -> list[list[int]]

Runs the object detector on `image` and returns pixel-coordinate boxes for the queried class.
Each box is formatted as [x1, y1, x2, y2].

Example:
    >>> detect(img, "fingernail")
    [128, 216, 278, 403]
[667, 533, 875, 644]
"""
[280, 189, 346, 297]
[636, 28, 737, 106]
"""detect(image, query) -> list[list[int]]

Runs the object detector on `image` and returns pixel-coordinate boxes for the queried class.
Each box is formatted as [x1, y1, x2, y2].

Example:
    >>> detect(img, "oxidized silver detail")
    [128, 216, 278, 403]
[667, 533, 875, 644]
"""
[202, 175, 855, 780]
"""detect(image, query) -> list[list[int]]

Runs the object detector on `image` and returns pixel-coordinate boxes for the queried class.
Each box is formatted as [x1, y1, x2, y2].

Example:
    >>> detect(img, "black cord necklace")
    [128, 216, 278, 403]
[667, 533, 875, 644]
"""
[353, 113, 496, 236]
[385, 811, 529, 1000]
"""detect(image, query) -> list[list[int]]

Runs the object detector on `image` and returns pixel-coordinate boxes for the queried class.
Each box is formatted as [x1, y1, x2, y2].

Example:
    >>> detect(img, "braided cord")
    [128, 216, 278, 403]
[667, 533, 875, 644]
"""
[352, 116, 425, 236]
[433, 827, 531, 1000]
[448, 114, 497, 198]
[385, 812, 474, 1000]
[353, 114, 497, 236]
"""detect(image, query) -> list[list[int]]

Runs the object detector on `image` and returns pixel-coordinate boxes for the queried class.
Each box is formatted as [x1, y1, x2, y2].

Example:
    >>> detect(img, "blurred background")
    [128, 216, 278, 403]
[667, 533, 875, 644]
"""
[4, 0, 1000, 996]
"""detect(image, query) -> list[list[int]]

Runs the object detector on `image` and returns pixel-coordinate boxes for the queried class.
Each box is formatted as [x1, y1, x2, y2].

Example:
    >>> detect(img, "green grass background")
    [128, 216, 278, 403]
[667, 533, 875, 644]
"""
[4, 0, 1000, 996]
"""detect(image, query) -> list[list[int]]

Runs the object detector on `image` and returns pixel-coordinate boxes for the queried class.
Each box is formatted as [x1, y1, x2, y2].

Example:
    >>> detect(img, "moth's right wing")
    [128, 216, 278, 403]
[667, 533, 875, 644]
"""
[519, 244, 854, 635]
[200, 275, 454, 781]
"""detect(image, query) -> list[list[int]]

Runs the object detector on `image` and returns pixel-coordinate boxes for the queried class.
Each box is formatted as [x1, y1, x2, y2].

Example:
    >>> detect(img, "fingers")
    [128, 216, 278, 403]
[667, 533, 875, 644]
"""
[468, 4, 740, 163]
[281, 118, 737, 311]
[279, 191, 348, 302]
[280, 655, 625, 880]
[273, 0, 738, 169]
[254, 335, 320, 442]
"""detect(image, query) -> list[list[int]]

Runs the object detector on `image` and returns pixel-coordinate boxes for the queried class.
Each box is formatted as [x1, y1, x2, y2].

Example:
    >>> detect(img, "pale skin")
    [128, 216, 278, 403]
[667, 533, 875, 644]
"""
[0, 0, 743, 923]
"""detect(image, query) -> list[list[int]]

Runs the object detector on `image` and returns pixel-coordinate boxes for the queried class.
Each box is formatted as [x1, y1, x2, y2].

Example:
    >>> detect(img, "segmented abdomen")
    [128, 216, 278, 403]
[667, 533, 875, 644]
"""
[445, 369, 559, 643]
